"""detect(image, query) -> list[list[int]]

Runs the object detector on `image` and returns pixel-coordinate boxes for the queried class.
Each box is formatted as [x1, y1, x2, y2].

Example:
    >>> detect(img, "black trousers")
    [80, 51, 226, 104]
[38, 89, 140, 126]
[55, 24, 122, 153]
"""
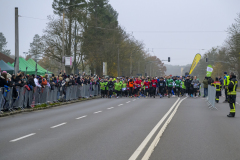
[159, 87, 164, 95]
[229, 95, 236, 113]
[168, 87, 173, 95]
[175, 87, 180, 96]
[216, 91, 221, 101]
[225, 89, 228, 101]
[101, 90, 105, 97]
[129, 87, 133, 96]
[186, 87, 190, 95]
[145, 89, 149, 96]
[181, 88, 185, 96]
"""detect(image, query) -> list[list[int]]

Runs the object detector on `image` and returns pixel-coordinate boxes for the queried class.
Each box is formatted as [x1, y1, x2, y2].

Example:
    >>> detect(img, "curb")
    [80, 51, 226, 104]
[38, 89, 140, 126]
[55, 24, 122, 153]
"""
[0, 96, 101, 118]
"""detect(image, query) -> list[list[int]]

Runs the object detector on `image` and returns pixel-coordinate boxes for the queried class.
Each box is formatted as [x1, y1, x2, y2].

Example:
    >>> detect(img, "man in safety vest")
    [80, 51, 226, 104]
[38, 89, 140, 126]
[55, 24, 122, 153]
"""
[211, 77, 222, 103]
[227, 72, 238, 117]
[223, 72, 230, 103]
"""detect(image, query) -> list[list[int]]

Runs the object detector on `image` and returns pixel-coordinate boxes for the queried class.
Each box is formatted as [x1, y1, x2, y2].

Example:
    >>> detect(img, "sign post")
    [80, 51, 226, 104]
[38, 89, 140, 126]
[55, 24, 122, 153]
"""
[103, 62, 107, 76]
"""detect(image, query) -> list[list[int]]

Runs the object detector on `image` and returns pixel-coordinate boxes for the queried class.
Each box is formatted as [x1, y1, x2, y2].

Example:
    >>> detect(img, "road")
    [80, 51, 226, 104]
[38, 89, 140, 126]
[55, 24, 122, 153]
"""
[0, 95, 240, 160]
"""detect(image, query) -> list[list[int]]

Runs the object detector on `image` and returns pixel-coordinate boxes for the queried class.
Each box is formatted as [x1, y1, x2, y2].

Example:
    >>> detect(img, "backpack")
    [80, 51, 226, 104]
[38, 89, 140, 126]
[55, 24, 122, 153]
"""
[24, 85, 31, 91]
[28, 84, 33, 90]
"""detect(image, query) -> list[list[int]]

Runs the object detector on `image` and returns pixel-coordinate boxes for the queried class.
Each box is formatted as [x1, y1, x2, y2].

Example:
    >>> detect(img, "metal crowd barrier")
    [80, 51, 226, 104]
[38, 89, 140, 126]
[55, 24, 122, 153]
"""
[200, 83, 204, 97]
[0, 84, 100, 112]
[207, 85, 217, 109]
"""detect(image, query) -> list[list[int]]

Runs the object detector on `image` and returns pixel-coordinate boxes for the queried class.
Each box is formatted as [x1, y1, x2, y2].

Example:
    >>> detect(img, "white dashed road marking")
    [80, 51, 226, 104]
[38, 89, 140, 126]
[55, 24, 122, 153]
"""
[76, 115, 87, 119]
[10, 133, 36, 142]
[50, 123, 67, 129]
[94, 111, 102, 114]
[107, 107, 114, 110]
[118, 104, 123, 106]
[126, 101, 131, 103]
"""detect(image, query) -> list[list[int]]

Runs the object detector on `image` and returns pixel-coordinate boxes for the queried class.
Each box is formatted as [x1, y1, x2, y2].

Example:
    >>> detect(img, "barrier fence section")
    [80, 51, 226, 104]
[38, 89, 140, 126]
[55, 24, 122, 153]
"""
[0, 84, 99, 112]
[207, 85, 217, 109]
[200, 83, 204, 97]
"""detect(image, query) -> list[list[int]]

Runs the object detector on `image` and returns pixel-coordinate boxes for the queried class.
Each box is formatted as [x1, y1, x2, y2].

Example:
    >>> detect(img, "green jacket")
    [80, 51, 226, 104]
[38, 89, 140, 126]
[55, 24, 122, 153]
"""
[100, 82, 106, 90]
[167, 79, 173, 87]
[114, 82, 121, 91]
[105, 81, 108, 90]
[122, 83, 127, 89]
[175, 80, 181, 87]
[203, 79, 208, 88]
[181, 81, 186, 89]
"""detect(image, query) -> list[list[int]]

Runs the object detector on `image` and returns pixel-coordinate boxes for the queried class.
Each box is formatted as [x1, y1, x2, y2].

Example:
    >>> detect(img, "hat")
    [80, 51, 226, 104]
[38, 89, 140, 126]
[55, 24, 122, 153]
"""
[224, 72, 227, 74]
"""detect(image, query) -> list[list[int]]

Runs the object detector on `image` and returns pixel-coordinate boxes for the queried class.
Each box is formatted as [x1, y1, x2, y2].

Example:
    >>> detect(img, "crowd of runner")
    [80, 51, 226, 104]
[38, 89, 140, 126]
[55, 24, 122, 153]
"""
[100, 75, 204, 98]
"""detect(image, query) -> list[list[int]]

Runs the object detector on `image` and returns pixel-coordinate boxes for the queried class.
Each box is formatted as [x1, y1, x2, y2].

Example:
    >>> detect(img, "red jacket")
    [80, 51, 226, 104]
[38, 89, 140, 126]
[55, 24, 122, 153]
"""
[151, 80, 157, 88]
[144, 81, 150, 89]
[135, 80, 142, 88]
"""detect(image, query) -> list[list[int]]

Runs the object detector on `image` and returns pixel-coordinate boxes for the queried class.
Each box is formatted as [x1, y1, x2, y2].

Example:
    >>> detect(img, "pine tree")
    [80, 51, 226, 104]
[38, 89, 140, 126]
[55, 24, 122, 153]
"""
[0, 32, 11, 56]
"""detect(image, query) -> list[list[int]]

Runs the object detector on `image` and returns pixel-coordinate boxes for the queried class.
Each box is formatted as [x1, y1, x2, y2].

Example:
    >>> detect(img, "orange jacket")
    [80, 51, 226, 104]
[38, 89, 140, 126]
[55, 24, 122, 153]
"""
[129, 81, 134, 88]
[42, 79, 47, 85]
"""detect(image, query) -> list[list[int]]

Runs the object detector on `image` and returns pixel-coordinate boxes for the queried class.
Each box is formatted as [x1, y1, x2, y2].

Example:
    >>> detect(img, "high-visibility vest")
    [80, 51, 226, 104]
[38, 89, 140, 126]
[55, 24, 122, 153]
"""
[228, 80, 238, 95]
[224, 75, 230, 86]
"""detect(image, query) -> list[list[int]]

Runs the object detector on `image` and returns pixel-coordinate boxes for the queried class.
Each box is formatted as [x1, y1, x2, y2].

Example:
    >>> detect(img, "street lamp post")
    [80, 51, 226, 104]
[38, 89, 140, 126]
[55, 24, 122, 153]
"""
[118, 46, 120, 77]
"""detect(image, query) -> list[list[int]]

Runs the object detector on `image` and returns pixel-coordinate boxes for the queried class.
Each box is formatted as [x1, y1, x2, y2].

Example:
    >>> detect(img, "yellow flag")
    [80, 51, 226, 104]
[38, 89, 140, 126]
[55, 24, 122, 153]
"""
[189, 54, 201, 75]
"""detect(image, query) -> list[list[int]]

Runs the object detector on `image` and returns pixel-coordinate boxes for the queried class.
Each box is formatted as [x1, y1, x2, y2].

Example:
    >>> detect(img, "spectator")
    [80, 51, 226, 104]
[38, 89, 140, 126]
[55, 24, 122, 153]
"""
[203, 77, 208, 97]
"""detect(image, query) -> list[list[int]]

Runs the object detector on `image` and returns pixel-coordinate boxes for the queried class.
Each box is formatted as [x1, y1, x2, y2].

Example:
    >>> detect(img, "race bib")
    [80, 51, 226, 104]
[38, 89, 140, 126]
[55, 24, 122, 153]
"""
[153, 83, 156, 85]
[160, 83, 163, 86]
[145, 86, 149, 89]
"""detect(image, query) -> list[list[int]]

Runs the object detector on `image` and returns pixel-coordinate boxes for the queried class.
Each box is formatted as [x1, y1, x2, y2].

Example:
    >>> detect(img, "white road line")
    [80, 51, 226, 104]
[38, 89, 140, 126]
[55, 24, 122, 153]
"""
[76, 115, 87, 119]
[142, 97, 187, 160]
[10, 133, 36, 142]
[94, 111, 102, 114]
[50, 122, 67, 128]
[126, 101, 131, 103]
[133, 99, 136, 101]
[107, 107, 114, 110]
[118, 104, 123, 106]
[129, 98, 181, 160]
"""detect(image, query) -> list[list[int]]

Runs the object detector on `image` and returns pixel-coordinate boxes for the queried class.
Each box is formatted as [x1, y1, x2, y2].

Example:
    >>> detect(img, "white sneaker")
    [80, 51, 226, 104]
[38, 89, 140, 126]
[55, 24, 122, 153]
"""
[172, 95, 175, 97]
[117, 97, 119, 98]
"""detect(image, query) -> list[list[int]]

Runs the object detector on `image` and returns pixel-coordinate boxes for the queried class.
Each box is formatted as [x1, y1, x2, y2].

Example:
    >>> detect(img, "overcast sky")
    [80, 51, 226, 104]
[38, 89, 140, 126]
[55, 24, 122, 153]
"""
[0, 0, 240, 65]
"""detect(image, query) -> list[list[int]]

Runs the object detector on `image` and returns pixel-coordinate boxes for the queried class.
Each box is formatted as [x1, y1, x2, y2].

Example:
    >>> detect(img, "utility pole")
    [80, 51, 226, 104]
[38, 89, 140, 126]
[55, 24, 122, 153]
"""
[15, 7, 19, 75]
[74, 19, 77, 74]
[117, 46, 120, 77]
[62, 11, 65, 71]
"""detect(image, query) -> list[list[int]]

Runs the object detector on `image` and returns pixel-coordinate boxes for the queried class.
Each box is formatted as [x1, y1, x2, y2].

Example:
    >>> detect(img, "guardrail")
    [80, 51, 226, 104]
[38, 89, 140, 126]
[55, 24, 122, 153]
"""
[207, 85, 217, 109]
[0, 84, 100, 112]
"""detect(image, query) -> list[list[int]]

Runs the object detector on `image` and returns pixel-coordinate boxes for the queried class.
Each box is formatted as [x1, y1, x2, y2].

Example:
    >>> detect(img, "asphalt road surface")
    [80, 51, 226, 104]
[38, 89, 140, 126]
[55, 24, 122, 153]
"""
[0, 95, 239, 160]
